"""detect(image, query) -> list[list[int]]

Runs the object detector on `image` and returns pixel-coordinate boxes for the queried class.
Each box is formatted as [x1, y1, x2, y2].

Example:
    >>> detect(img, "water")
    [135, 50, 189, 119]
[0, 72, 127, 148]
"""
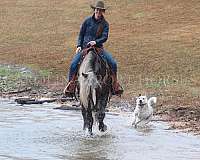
[0, 98, 200, 160]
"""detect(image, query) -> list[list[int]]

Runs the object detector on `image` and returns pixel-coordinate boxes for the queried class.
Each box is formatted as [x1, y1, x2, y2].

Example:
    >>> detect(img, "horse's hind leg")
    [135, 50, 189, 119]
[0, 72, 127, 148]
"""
[81, 107, 87, 130]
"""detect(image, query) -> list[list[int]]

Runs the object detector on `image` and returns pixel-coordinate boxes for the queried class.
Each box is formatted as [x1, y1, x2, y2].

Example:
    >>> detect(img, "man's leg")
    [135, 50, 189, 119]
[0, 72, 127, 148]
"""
[63, 52, 82, 94]
[101, 50, 123, 95]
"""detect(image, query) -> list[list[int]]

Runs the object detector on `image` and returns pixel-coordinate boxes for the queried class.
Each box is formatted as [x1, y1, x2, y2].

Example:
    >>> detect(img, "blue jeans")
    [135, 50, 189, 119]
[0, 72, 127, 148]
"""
[68, 50, 117, 81]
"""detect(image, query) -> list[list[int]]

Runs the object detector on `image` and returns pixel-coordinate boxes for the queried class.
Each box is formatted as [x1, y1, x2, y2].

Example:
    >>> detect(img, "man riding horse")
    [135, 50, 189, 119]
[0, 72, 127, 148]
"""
[64, 1, 123, 96]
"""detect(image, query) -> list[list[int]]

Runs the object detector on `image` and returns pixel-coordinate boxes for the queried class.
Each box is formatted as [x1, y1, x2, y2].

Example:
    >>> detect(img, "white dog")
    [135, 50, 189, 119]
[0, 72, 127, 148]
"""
[132, 95, 157, 128]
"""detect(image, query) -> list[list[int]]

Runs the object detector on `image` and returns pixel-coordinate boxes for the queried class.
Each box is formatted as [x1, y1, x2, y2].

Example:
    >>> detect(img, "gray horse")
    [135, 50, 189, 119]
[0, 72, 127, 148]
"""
[78, 47, 112, 135]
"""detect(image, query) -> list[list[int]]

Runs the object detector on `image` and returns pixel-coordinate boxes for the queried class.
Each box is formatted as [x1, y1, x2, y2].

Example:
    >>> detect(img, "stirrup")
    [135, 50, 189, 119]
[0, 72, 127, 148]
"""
[112, 84, 123, 96]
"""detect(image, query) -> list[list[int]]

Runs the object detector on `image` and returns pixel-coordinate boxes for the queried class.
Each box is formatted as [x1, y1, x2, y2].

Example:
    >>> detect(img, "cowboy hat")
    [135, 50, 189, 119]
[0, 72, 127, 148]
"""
[90, 1, 108, 10]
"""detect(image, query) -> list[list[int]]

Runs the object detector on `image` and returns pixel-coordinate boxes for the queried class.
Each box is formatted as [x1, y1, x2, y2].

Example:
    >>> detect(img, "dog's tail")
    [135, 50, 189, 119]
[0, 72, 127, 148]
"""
[148, 97, 157, 107]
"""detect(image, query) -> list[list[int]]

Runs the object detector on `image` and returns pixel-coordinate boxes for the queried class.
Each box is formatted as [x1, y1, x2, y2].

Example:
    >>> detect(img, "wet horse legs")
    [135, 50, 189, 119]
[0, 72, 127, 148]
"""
[81, 107, 87, 130]
[81, 106, 93, 135]
[98, 97, 108, 132]
[87, 108, 93, 135]
[98, 111, 106, 132]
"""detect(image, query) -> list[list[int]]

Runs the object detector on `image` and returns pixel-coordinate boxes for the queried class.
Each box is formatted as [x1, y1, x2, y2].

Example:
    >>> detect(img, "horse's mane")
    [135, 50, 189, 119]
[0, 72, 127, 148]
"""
[80, 50, 96, 73]
[78, 50, 100, 108]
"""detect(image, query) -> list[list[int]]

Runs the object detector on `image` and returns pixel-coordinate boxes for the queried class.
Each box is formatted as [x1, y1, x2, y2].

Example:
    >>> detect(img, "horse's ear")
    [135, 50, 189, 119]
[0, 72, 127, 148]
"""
[82, 73, 88, 78]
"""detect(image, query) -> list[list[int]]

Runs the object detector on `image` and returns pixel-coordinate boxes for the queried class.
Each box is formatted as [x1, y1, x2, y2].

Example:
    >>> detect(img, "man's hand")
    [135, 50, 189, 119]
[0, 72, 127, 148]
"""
[76, 47, 82, 53]
[87, 41, 96, 46]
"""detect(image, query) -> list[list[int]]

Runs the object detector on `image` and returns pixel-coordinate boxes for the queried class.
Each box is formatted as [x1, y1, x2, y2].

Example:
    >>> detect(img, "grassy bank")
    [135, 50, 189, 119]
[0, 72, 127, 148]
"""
[0, 65, 32, 92]
[0, 64, 62, 95]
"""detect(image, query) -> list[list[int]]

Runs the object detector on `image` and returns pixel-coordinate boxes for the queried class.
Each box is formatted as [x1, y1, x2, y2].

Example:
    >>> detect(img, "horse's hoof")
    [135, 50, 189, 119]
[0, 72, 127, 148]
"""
[103, 125, 107, 131]
[99, 124, 107, 132]
[89, 132, 93, 136]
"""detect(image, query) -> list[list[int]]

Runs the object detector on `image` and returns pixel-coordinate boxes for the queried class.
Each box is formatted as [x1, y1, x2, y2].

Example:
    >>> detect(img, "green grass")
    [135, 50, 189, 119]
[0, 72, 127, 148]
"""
[0, 66, 33, 80]
[38, 69, 53, 77]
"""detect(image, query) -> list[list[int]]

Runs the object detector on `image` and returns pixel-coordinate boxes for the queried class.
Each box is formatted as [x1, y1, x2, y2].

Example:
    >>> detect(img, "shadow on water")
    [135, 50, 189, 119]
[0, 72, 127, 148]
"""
[0, 98, 200, 160]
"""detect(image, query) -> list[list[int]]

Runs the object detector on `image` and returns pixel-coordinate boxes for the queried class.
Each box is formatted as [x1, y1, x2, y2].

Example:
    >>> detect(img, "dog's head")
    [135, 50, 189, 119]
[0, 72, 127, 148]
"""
[136, 94, 148, 107]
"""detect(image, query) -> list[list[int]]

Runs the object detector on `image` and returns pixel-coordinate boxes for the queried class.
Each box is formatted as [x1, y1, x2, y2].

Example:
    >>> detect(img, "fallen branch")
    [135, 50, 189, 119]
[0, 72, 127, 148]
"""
[4, 87, 32, 95]
[54, 105, 81, 110]
[151, 119, 171, 122]
[15, 98, 57, 105]
[58, 97, 77, 102]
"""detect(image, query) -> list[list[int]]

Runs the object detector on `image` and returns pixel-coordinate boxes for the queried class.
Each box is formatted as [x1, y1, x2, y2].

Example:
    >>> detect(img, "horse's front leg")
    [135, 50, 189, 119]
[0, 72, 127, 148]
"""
[81, 107, 87, 130]
[98, 103, 107, 132]
[87, 108, 93, 135]
[98, 98, 107, 132]
[98, 111, 106, 132]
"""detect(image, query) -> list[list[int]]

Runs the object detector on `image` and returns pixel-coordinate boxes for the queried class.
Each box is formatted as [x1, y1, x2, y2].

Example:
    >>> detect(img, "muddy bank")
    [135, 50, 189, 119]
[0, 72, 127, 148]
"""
[156, 105, 200, 135]
[1, 64, 200, 135]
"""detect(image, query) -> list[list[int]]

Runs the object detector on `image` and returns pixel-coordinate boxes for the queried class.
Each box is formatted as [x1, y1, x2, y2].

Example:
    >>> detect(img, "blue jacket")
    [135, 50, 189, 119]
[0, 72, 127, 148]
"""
[77, 14, 109, 49]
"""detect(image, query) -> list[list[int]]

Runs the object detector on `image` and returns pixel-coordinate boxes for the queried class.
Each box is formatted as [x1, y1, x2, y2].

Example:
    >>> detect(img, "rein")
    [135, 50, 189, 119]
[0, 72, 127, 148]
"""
[91, 47, 112, 87]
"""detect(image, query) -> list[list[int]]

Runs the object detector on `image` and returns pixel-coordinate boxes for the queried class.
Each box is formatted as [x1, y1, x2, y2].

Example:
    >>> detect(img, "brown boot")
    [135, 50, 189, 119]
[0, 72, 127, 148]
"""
[63, 80, 76, 96]
[112, 74, 123, 96]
